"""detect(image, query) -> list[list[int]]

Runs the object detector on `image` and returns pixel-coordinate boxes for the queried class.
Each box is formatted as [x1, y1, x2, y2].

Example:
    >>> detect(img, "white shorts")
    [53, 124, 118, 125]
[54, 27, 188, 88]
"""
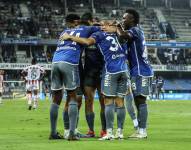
[26, 81, 40, 91]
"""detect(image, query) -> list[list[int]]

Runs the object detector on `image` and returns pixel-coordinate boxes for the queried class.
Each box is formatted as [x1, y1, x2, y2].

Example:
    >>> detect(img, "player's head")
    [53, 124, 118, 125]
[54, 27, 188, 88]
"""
[80, 12, 93, 26]
[31, 58, 37, 65]
[122, 9, 139, 30]
[0, 70, 4, 75]
[65, 14, 80, 28]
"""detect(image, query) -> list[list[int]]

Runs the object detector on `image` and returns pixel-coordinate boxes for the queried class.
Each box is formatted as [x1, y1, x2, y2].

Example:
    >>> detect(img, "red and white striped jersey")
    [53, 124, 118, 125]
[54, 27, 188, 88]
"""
[0, 75, 3, 89]
[23, 64, 45, 81]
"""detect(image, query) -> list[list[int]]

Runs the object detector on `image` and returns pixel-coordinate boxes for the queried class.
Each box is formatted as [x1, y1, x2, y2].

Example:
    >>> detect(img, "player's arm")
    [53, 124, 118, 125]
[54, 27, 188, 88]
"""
[60, 33, 96, 46]
[102, 25, 133, 42]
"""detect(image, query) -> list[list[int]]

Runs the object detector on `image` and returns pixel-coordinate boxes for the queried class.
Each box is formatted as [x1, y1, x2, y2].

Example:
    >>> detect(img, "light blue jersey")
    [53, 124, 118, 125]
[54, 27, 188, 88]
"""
[53, 25, 100, 65]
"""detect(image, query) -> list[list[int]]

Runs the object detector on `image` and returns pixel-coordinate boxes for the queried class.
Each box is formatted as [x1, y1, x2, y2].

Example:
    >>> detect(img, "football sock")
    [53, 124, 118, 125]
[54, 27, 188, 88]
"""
[33, 95, 38, 109]
[68, 100, 78, 133]
[116, 106, 126, 129]
[133, 119, 139, 128]
[0, 96, 2, 104]
[86, 112, 95, 131]
[63, 111, 69, 130]
[105, 104, 115, 129]
[139, 104, 148, 129]
[50, 103, 59, 135]
[125, 93, 137, 120]
[100, 111, 106, 130]
[27, 94, 32, 106]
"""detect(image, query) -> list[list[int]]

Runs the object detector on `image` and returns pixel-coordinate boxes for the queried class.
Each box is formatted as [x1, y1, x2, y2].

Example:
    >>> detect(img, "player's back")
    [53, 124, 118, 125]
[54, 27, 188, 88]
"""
[25, 64, 44, 81]
[91, 31, 128, 73]
[53, 25, 100, 65]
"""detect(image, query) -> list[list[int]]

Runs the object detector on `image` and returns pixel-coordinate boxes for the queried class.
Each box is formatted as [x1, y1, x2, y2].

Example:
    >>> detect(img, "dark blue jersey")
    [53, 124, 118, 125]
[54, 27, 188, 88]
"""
[84, 45, 104, 71]
[127, 26, 153, 77]
[52, 25, 100, 65]
[91, 31, 128, 74]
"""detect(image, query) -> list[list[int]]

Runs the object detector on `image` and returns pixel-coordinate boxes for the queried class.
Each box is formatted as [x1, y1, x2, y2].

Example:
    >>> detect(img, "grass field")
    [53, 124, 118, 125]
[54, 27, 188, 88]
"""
[0, 99, 191, 150]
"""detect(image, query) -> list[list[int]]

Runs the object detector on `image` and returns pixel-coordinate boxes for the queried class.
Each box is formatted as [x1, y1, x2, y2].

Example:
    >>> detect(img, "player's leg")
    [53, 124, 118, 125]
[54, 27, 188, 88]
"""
[26, 90, 32, 110]
[84, 85, 96, 137]
[115, 97, 126, 139]
[99, 73, 117, 140]
[99, 96, 115, 140]
[129, 76, 151, 139]
[125, 86, 138, 129]
[33, 89, 38, 109]
[97, 87, 106, 137]
[114, 72, 129, 139]
[49, 63, 64, 139]
[63, 63, 80, 140]
[0, 92, 2, 104]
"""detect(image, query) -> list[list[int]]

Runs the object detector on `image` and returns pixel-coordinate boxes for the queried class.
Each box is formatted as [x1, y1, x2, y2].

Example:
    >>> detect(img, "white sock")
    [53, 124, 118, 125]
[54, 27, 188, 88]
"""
[27, 94, 32, 105]
[139, 128, 146, 134]
[33, 95, 38, 108]
[133, 119, 138, 128]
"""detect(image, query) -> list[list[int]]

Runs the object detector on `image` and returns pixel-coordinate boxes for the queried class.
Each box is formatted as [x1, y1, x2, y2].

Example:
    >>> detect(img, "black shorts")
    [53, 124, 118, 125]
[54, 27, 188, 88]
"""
[84, 68, 102, 88]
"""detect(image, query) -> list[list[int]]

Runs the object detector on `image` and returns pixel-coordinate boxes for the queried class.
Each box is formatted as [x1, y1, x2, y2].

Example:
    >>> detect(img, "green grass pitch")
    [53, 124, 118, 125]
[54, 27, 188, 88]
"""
[0, 99, 191, 150]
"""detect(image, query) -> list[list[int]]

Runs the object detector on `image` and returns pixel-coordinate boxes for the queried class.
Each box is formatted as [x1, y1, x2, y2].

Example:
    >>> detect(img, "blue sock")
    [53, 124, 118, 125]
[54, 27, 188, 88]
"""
[50, 103, 59, 135]
[105, 104, 115, 129]
[139, 104, 148, 128]
[63, 111, 69, 130]
[126, 93, 137, 120]
[116, 106, 126, 129]
[68, 100, 78, 132]
[86, 112, 95, 131]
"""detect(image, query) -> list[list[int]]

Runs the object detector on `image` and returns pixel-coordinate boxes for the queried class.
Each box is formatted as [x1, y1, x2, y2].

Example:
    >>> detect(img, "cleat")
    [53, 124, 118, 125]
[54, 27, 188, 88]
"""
[85, 130, 95, 138]
[98, 134, 114, 140]
[128, 129, 147, 139]
[128, 130, 139, 138]
[68, 131, 80, 141]
[115, 128, 124, 139]
[98, 128, 114, 140]
[100, 130, 107, 138]
[28, 106, 32, 110]
[64, 129, 69, 139]
[75, 129, 87, 138]
[49, 132, 64, 140]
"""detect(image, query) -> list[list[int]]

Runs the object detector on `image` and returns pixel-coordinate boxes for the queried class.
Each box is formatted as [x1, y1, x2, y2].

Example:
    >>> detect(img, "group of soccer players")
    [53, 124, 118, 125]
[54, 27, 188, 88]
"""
[49, 8, 153, 141]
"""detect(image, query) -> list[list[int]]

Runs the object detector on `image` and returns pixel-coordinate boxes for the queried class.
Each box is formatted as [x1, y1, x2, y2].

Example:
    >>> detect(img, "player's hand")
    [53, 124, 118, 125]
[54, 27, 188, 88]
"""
[101, 25, 117, 33]
[59, 33, 71, 41]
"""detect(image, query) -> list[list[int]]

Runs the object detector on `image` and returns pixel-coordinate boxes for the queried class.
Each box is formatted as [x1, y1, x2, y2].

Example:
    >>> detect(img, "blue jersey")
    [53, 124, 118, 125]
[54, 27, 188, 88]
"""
[91, 31, 128, 74]
[127, 26, 153, 77]
[53, 25, 100, 65]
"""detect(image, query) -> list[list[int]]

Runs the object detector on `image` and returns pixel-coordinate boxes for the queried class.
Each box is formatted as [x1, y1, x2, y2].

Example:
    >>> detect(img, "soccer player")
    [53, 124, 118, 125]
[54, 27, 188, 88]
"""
[21, 58, 45, 110]
[156, 76, 164, 100]
[151, 76, 157, 100]
[80, 12, 106, 137]
[49, 14, 100, 140]
[61, 20, 129, 140]
[0, 70, 4, 104]
[103, 9, 153, 138]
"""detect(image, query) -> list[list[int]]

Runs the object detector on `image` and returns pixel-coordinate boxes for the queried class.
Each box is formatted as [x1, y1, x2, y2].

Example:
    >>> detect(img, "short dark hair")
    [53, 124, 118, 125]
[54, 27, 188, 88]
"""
[126, 9, 139, 24]
[80, 12, 93, 25]
[31, 58, 37, 64]
[65, 14, 80, 23]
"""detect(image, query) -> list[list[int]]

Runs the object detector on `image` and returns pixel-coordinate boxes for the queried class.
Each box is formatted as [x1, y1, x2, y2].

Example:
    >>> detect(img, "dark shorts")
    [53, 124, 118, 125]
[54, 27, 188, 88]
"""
[101, 71, 129, 97]
[84, 68, 102, 88]
[131, 76, 152, 97]
[51, 62, 79, 91]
